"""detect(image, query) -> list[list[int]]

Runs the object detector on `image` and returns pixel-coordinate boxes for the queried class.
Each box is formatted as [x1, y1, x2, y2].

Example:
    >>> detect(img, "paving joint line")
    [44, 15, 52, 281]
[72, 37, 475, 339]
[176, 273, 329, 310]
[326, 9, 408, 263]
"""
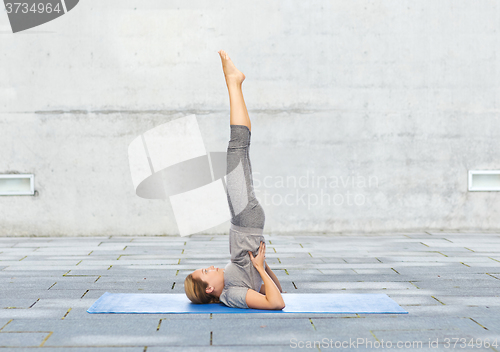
[61, 308, 72, 320]
[468, 317, 488, 330]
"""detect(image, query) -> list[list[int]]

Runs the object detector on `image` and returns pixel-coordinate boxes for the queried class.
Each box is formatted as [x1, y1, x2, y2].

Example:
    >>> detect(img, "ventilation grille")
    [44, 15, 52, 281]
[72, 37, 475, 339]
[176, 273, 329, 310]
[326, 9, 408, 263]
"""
[468, 170, 500, 191]
[0, 174, 34, 195]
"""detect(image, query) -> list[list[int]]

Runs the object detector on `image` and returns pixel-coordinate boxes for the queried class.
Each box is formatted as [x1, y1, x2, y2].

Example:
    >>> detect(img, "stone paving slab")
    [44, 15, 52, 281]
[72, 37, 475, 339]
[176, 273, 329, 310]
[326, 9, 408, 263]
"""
[0, 308, 68, 320]
[3, 266, 112, 271]
[0, 260, 83, 266]
[31, 249, 118, 254]
[0, 348, 143, 352]
[409, 279, 500, 289]
[0, 270, 70, 277]
[105, 265, 225, 271]
[0, 289, 94, 300]
[2, 319, 181, 347]
[388, 264, 500, 274]
[458, 262, 500, 268]
[149, 347, 304, 352]
[0, 256, 29, 260]
[403, 305, 498, 317]
[2, 317, 160, 334]
[295, 281, 416, 290]
[428, 296, 500, 306]
[3, 255, 122, 260]
[117, 254, 184, 259]
[377, 257, 500, 263]
[49, 281, 175, 291]
[10, 242, 102, 248]
[77, 259, 181, 266]
[0, 331, 52, 348]
[1, 233, 500, 349]
[0, 298, 40, 309]
[313, 316, 486, 333]
[1, 282, 59, 291]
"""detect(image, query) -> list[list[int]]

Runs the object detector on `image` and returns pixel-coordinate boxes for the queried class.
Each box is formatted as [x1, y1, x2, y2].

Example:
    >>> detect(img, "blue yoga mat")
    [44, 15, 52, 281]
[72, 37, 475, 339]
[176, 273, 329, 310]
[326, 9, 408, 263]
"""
[87, 292, 408, 314]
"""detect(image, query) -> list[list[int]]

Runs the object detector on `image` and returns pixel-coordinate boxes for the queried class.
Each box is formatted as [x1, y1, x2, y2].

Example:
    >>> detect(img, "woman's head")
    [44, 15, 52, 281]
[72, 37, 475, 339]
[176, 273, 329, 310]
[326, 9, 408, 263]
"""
[184, 265, 225, 304]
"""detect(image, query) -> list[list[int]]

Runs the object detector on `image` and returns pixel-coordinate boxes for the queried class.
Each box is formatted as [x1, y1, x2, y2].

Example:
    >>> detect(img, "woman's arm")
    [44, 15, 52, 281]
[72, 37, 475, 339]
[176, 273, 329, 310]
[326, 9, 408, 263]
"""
[255, 265, 285, 309]
[260, 261, 283, 293]
[248, 242, 285, 309]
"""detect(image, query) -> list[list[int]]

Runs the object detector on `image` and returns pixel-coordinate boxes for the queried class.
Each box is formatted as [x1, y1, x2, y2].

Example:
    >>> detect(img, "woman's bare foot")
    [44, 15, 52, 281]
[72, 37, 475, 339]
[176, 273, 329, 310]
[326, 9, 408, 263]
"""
[218, 50, 245, 85]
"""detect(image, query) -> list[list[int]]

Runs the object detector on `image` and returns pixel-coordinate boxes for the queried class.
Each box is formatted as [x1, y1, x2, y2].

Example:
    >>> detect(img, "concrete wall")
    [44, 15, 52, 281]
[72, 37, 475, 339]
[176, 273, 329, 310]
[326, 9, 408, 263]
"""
[1, 0, 499, 236]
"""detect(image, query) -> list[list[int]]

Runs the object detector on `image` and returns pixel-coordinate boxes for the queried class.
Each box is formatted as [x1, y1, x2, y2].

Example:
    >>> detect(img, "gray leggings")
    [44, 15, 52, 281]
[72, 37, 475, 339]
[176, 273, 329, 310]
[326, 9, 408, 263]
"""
[225, 125, 266, 230]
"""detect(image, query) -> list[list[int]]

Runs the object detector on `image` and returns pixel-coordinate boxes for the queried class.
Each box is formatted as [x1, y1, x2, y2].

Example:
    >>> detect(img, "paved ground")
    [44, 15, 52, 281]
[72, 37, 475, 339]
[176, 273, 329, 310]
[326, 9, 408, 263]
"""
[0, 231, 499, 351]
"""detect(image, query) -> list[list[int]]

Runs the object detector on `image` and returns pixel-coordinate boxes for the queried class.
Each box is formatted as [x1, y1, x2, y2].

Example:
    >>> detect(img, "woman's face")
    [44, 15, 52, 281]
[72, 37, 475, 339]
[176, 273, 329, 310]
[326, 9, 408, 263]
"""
[192, 265, 225, 293]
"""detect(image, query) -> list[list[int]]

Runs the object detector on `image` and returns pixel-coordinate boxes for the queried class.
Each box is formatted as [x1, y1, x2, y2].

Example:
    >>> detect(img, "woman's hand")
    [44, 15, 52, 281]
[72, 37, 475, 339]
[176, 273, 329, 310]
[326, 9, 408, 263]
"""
[248, 241, 266, 271]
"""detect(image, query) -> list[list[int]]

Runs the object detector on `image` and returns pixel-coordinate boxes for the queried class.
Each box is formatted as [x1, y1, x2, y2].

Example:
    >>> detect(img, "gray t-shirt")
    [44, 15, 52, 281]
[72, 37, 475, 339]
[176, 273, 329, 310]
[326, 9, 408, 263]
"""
[219, 223, 266, 309]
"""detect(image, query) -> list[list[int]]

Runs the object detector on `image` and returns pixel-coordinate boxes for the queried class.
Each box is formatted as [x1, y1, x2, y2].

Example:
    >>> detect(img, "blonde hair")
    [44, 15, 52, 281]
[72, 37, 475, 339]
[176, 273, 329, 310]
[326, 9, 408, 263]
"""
[184, 273, 221, 304]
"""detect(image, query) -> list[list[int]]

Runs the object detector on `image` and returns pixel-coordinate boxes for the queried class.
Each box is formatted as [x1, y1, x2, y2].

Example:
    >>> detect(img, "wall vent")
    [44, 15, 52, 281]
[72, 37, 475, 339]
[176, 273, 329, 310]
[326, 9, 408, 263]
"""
[468, 170, 500, 191]
[0, 174, 35, 195]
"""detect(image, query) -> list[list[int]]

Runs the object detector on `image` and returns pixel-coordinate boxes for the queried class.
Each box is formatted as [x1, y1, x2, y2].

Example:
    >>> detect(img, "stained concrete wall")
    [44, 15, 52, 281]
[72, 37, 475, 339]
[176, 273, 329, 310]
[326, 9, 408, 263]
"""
[1, 0, 499, 236]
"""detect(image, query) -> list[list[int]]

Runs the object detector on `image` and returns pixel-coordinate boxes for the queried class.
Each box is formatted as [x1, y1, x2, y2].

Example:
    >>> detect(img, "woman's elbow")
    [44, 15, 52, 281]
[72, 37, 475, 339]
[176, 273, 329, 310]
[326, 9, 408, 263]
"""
[273, 302, 285, 310]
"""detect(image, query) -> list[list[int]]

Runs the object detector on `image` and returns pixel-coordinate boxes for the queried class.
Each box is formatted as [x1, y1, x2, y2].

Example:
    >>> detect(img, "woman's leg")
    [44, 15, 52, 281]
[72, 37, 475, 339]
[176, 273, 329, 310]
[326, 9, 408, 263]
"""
[219, 50, 265, 229]
[218, 50, 251, 131]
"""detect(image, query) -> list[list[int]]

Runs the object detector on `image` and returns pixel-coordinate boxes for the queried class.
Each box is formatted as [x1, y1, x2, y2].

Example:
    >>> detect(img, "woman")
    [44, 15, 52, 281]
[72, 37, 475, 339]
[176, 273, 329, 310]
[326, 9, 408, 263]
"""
[184, 50, 285, 310]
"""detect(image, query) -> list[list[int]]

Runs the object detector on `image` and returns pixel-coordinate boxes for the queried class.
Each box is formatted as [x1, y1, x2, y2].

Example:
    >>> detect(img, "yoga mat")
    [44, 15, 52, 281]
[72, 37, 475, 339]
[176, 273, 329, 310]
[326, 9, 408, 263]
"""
[87, 292, 408, 314]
